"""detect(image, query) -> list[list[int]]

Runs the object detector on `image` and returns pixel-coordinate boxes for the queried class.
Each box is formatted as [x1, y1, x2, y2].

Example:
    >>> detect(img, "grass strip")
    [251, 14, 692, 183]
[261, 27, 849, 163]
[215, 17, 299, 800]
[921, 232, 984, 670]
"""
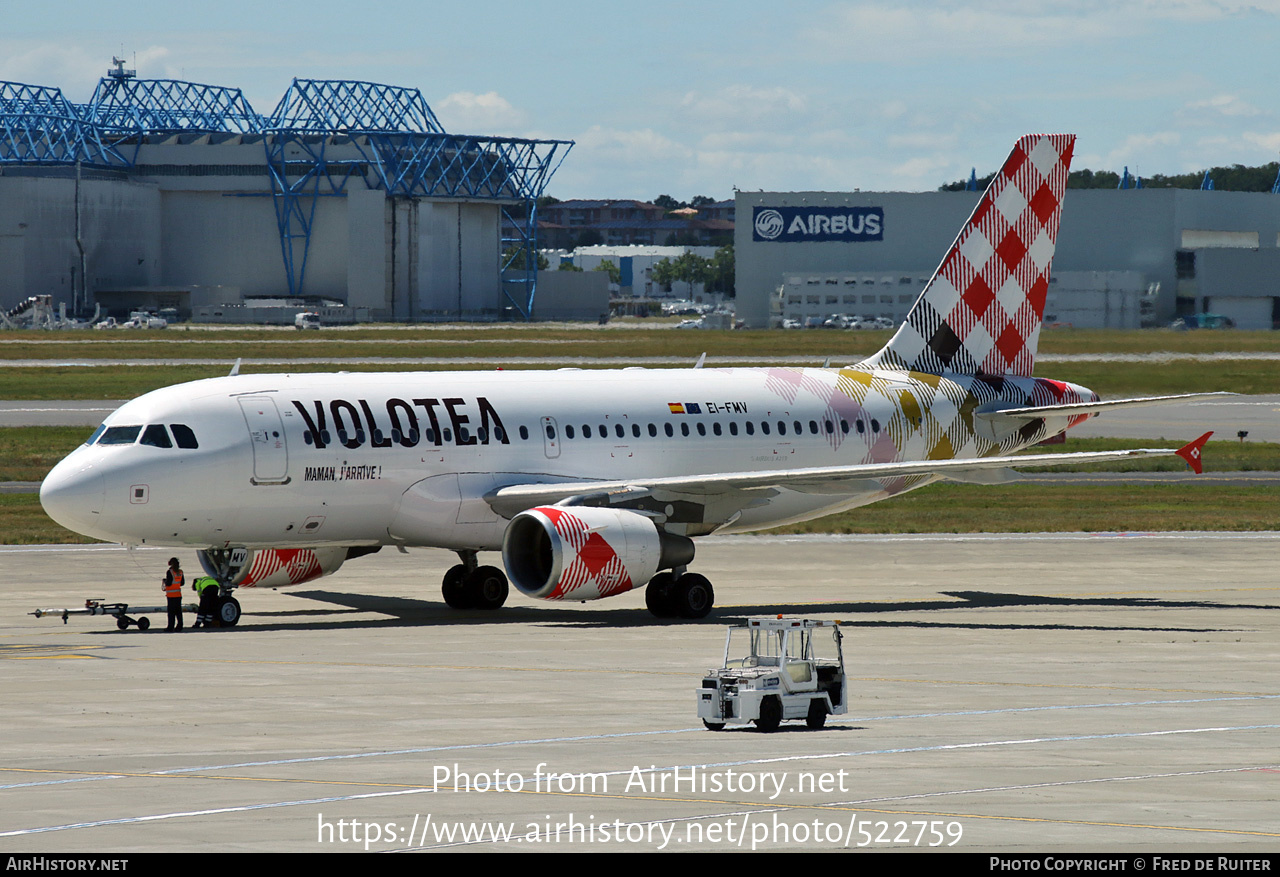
[1, 358, 1276, 400]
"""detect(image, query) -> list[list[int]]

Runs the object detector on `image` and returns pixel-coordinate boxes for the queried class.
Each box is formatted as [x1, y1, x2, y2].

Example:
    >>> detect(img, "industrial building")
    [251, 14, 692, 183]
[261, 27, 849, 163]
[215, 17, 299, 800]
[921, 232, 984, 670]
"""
[0, 62, 580, 323]
[735, 187, 1280, 330]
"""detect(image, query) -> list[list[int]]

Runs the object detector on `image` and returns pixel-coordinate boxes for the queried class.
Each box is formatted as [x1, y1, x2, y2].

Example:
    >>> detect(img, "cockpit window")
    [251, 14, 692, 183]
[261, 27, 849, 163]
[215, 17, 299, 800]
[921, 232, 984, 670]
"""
[140, 425, 173, 448]
[85, 424, 106, 446]
[98, 426, 142, 445]
[170, 424, 199, 449]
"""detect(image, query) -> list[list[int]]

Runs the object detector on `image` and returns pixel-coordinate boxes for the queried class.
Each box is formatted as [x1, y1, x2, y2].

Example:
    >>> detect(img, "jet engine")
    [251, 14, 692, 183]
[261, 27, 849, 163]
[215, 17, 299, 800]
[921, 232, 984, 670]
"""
[502, 506, 694, 602]
[197, 546, 350, 588]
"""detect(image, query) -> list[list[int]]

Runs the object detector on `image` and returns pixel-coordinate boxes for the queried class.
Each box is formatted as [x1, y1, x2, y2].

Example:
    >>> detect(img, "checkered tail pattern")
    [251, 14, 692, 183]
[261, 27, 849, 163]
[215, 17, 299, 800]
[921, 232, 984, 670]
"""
[863, 134, 1075, 378]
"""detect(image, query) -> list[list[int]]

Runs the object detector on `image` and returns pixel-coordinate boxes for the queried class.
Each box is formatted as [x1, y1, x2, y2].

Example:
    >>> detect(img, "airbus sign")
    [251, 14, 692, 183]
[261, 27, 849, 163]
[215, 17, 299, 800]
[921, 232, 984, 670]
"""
[752, 206, 883, 243]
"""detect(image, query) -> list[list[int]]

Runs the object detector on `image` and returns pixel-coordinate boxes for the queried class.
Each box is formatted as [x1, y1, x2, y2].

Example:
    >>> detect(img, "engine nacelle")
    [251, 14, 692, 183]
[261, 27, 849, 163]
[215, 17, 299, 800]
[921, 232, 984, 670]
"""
[197, 546, 349, 588]
[502, 506, 694, 602]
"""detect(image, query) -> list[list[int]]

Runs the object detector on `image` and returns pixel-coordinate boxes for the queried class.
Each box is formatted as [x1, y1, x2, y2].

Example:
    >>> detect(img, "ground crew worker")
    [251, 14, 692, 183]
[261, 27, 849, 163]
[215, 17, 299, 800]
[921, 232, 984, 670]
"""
[192, 576, 220, 629]
[162, 557, 184, 631]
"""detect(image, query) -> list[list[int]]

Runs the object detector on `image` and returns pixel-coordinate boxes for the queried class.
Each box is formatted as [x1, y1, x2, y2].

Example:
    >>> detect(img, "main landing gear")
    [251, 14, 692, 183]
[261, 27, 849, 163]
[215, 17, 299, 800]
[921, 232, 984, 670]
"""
[441, 550, 509, 611]
[645, 570, 714, 620]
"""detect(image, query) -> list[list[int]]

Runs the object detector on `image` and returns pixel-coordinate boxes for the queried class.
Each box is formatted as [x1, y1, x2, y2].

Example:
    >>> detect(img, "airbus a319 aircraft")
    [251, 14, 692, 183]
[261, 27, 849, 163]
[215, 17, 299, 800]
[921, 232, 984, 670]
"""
[41, 135, 1217, 625]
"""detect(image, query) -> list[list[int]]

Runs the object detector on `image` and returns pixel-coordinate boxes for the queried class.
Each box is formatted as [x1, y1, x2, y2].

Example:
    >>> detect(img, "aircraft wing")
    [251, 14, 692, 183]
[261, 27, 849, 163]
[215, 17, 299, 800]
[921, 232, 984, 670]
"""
[485, 432, 1213, 519]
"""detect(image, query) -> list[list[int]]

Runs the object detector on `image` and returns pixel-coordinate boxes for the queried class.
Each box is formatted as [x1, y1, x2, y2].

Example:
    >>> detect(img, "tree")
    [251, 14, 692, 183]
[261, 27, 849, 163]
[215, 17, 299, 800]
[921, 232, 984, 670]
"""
[501, 245, 548, 272]
[705, 244, 734, 296]
[651, 257, 677, 292]
[653, 194, 682, 210]
[593, 260, 621, 285]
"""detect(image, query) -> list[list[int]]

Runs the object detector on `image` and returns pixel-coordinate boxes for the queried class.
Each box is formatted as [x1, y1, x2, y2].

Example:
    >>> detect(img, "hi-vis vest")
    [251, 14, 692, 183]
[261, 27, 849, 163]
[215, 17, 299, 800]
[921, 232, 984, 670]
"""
[193, 577, 220, 596]
[164, 570, 184, 598]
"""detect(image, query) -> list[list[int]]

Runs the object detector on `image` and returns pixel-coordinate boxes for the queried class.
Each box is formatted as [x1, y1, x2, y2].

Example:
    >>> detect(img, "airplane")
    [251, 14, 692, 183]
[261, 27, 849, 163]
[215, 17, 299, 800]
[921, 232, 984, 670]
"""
[39, 134, 1222, 626]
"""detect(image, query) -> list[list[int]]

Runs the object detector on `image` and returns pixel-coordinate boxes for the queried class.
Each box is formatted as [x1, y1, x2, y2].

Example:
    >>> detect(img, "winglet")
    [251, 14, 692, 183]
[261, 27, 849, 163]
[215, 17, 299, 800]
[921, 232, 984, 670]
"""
[1175, 431, 1213, 474]
[229, 358, 242, 377]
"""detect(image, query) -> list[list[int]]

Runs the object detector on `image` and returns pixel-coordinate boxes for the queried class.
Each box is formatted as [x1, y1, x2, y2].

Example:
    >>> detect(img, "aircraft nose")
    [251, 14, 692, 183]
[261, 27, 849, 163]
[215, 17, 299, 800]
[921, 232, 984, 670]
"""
[40, 458, 106, 537]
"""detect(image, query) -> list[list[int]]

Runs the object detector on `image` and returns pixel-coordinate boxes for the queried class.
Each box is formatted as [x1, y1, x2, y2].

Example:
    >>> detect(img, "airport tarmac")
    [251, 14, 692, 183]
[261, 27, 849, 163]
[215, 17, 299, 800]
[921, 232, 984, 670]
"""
[1, 534, 1277, 852]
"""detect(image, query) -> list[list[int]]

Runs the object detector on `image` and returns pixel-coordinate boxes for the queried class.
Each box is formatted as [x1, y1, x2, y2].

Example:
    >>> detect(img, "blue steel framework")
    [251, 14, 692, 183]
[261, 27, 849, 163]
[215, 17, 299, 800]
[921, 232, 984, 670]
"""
[0, 82, 120, 165]
[264, 80, 570, 315]
[0, 75, 571, 319]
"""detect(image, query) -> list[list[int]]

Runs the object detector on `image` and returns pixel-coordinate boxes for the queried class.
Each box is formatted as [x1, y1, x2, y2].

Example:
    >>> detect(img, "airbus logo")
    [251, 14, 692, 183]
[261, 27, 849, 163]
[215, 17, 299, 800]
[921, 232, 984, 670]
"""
[752, 206, 884, 243]
[754, 209, 784, 240]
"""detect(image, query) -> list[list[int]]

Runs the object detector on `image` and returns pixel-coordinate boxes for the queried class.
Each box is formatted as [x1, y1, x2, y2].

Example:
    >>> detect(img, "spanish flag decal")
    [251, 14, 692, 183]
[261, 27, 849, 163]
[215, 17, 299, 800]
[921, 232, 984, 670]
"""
[668, 403, 685, 414]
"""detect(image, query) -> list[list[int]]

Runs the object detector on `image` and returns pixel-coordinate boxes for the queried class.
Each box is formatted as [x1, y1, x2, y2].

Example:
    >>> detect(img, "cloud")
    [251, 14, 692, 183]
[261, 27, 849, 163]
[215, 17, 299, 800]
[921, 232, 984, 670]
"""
[802, 2, 1117, 60]
[678, 85, 807, 125]
[436, 90, 526, 134]
[1182, 94, 1264, 118]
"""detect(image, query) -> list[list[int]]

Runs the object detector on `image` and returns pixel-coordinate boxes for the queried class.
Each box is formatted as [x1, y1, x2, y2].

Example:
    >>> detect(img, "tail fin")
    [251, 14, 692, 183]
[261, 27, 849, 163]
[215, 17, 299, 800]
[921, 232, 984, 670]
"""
[863, 134, 1075, 377]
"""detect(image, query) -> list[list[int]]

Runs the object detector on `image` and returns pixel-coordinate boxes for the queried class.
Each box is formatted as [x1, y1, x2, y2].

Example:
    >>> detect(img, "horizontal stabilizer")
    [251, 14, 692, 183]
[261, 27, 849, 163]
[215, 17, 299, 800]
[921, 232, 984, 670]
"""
[940, 468, 1022, 485]
[976, 392, 1235, 423]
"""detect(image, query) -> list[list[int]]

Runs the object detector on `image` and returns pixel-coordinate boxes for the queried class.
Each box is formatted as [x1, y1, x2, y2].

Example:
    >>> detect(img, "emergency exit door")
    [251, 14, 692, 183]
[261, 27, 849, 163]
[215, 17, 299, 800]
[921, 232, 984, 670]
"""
[238, 396, 289, 483]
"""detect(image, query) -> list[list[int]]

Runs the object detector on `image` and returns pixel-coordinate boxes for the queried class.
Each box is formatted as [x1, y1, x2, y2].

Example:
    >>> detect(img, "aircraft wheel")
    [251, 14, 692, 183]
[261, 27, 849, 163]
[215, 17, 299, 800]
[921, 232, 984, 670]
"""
[702, 720, 726, 732]
[137, 616, 151, 631]
[442, 564, 470, 609]
[673, 574, 714, 620]
[645, 572, 677, 618]
[755, 696, 782, 733]
[467, 566, 508, 610]
[217, 596, 241, 627]
[806, 699, 827, 730]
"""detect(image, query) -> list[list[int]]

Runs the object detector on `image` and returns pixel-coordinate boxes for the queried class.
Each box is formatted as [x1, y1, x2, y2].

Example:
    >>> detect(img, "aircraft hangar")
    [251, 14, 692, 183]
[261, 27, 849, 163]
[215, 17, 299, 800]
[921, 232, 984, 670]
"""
[735, 185, 1280, 331]
[0, 63, 574, 322]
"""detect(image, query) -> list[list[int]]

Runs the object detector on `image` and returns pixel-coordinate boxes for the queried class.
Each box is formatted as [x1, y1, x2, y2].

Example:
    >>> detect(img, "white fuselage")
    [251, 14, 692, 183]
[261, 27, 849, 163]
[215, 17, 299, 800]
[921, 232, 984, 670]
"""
[40, 366, 1093, 552]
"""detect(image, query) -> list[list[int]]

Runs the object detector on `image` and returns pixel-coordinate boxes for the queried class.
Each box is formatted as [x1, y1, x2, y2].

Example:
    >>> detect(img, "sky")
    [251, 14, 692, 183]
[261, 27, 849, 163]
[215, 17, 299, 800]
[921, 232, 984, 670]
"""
[4, 1, 1279, 200]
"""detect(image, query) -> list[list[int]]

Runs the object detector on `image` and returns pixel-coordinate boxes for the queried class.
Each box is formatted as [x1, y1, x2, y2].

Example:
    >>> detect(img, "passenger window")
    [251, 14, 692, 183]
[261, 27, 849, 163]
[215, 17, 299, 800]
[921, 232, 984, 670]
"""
[808, 421, 818, 435]
[140, 425, 172, 448]
[871, 419, 880, 433]
[99, 426, 142, 445]
[744, 422, 754, 435]
[761, 421, 771, 435]
[680, 422, 689, 437]
[582, 425, 591, 438]
[615, 424, 625, 438]
[545, 424, 556, 440]
[713, 423, 722, 436]
[565, 425, 576, 439]
[632, 424, 641, 438]
[729, 422, 739, 436]
[647, 424, 657, 437]
[697, 423, 706, 436]
[777, 421, 786, 436]
[519, 425, 529, 440]
[664, 423, 673, 437]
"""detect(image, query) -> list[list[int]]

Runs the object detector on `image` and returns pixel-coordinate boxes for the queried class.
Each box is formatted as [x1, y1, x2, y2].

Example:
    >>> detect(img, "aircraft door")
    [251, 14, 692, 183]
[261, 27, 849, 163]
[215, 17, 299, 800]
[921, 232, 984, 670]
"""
[540, 416, 560, 459]
[238, 396, 289, 484]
